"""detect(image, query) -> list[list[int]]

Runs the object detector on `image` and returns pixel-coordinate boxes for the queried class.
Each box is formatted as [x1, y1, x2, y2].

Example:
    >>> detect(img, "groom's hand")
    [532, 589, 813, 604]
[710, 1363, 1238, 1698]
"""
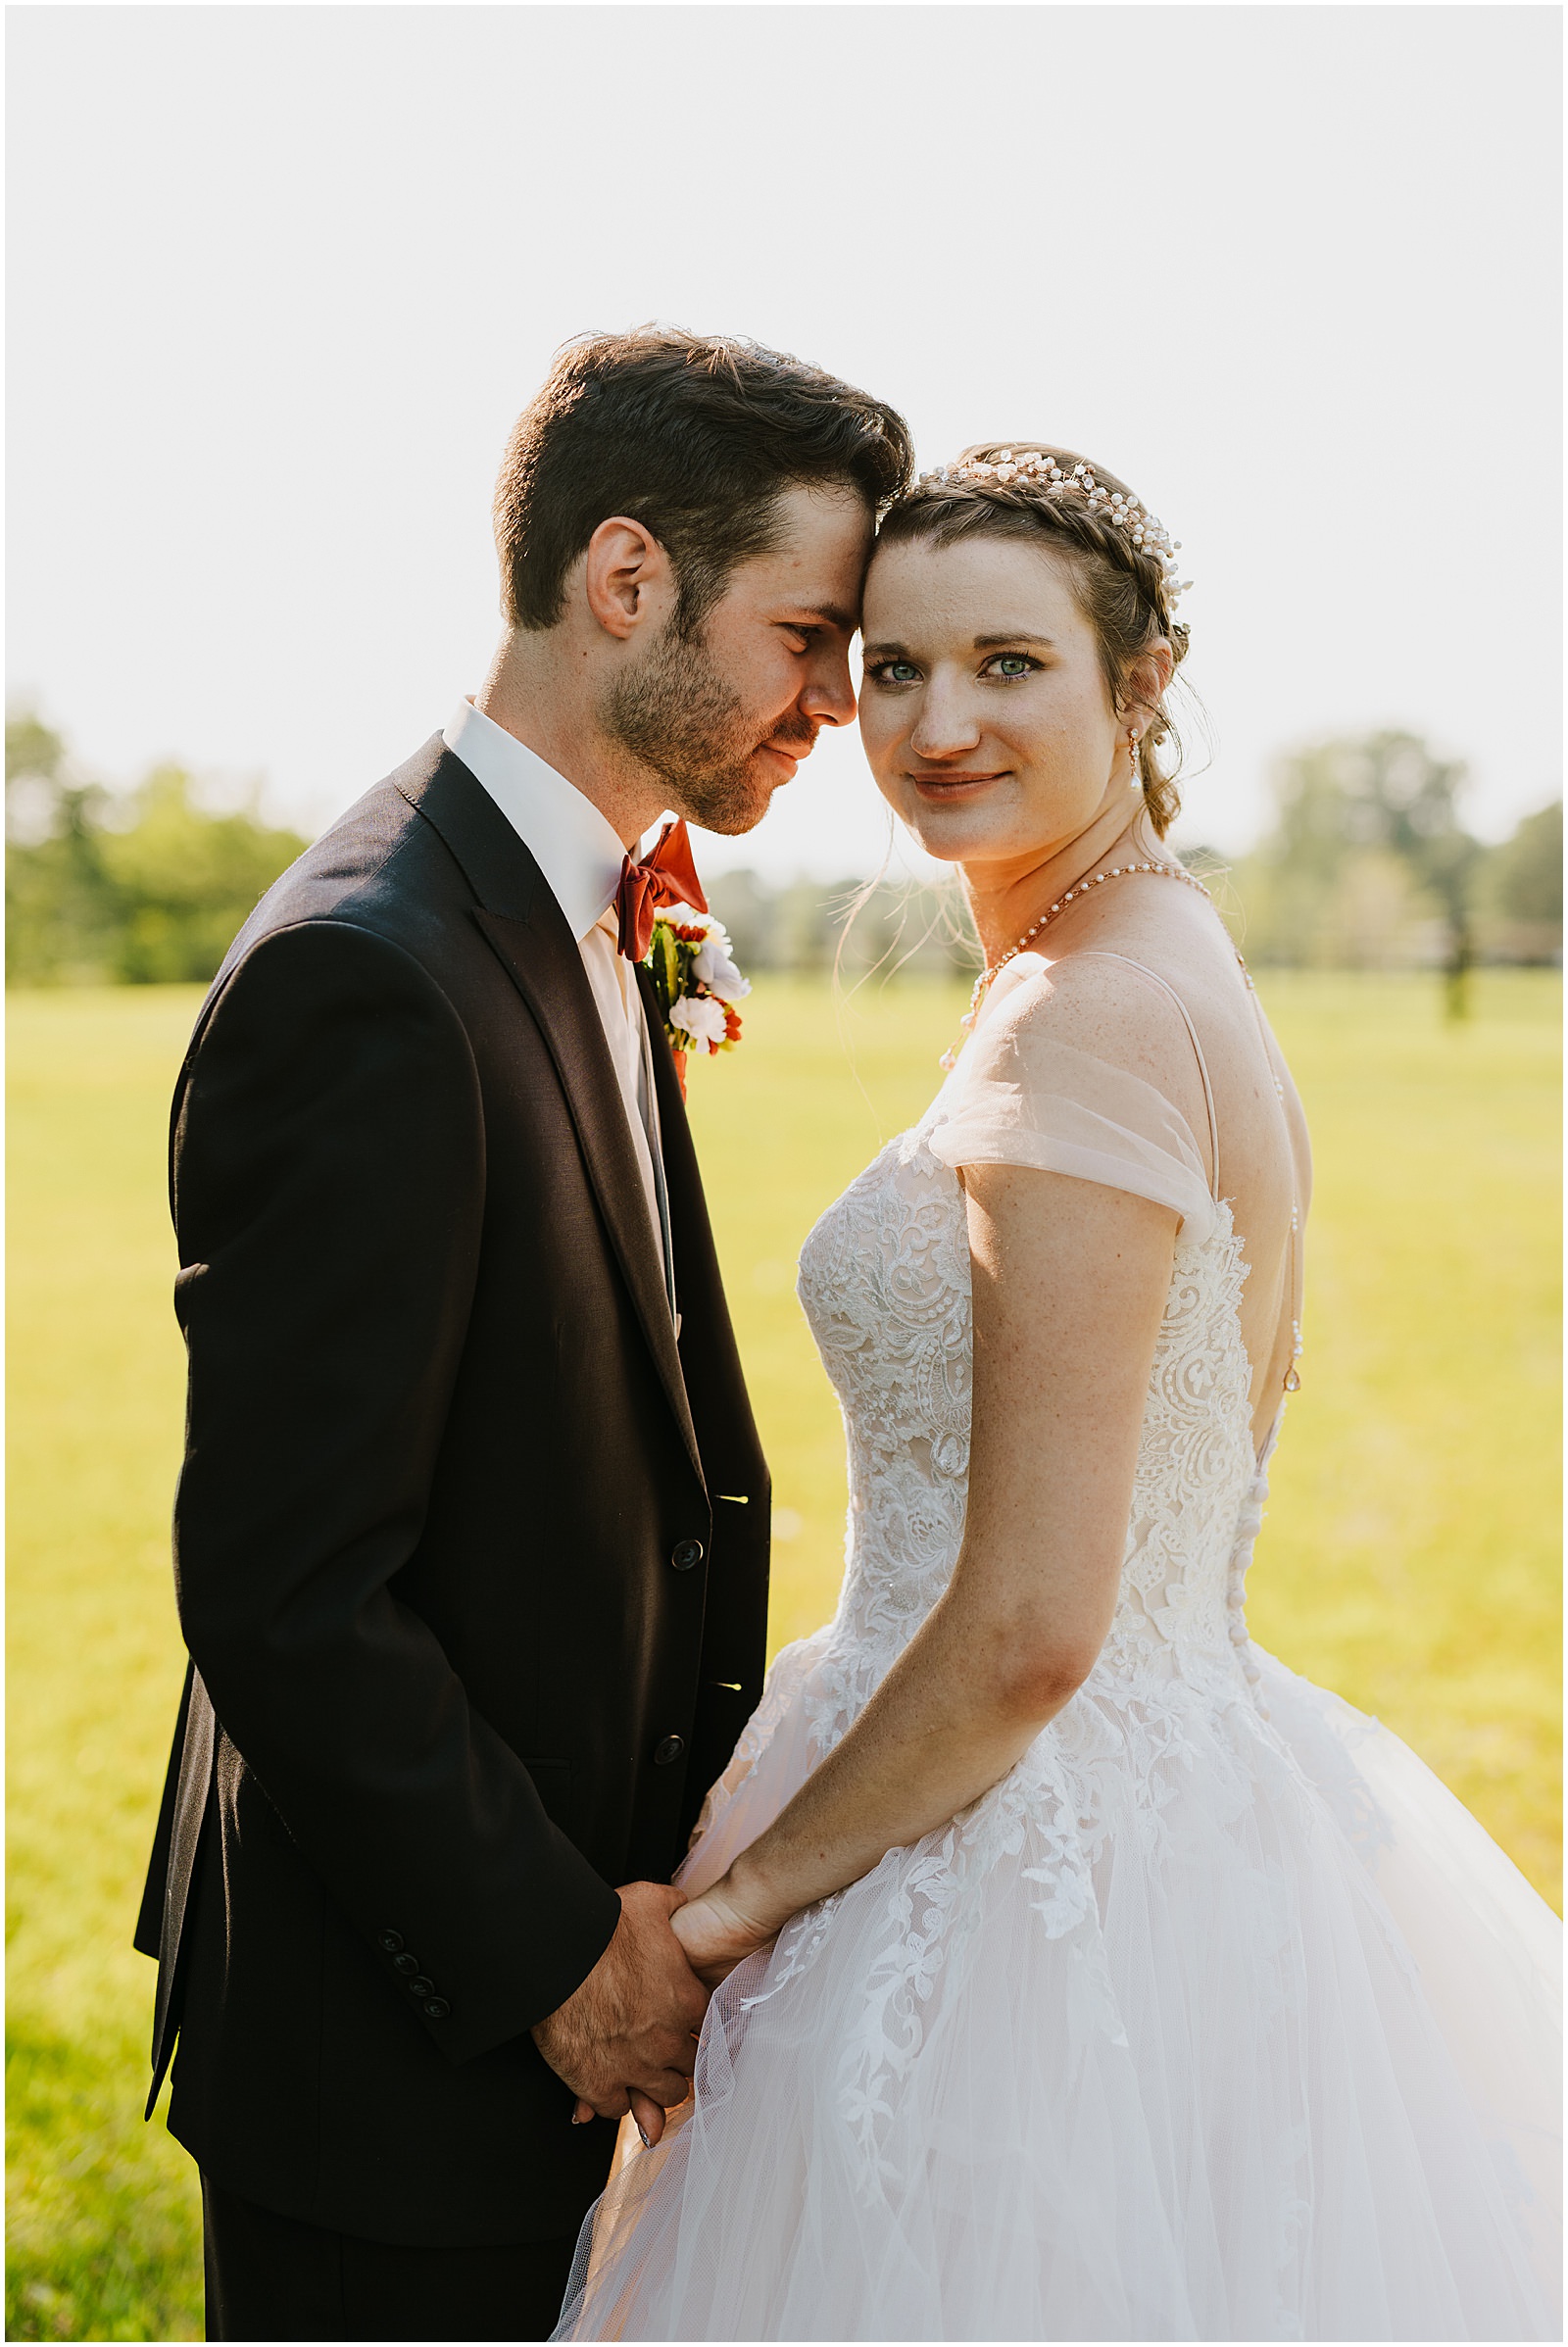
[531, 1881, 708, 2131]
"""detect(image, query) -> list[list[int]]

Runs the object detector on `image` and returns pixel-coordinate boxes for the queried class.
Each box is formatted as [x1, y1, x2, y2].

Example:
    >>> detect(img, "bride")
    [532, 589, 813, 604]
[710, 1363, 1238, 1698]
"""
[556, 446, 1561, 2341]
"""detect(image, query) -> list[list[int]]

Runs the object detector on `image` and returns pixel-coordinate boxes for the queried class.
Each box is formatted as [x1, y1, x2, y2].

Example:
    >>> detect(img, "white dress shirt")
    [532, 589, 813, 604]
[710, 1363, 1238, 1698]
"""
[441, 700, 672, 1293]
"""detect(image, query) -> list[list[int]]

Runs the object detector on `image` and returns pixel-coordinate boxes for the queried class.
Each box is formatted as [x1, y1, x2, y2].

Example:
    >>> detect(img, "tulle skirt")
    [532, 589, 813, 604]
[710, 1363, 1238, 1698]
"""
[554, 1636, 1560, 2341]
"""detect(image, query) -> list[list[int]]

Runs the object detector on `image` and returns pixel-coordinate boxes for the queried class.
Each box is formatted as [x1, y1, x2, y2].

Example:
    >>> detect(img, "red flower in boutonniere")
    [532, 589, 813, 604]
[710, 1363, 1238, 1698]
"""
[644, 906, 751, 1098]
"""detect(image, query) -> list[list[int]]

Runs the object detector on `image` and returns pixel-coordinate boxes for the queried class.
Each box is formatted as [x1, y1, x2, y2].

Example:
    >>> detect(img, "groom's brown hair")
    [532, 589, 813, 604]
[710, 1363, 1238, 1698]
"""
[495, 326, 913, 634]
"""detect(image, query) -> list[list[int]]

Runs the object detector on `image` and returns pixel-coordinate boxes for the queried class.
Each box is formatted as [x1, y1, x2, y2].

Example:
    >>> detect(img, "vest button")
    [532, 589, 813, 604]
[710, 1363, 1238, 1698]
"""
[671, 1539, 704, 1572]
[653, 1735, 686, 1767]
[378, 1930, 404, 1954]
[393, 1951, 419, 1977]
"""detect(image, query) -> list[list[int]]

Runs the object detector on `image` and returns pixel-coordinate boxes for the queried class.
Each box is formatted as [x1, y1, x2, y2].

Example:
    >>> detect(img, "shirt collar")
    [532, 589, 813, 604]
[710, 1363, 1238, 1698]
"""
[441, 698, 628, 943]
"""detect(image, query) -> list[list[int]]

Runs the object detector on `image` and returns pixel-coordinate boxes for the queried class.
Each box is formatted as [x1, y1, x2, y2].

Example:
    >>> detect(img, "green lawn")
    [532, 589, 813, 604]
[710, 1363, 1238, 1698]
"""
[8, 971, 1560, 2341]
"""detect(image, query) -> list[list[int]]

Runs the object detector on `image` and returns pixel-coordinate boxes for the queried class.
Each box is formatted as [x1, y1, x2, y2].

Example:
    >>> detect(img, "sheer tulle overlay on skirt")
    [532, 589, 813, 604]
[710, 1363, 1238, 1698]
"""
[556, 1637, 1557, 2341]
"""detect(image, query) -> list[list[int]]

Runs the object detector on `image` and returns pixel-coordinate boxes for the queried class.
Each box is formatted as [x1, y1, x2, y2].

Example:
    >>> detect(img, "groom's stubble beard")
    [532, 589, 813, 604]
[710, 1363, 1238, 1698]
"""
[599, 613, 816, 838]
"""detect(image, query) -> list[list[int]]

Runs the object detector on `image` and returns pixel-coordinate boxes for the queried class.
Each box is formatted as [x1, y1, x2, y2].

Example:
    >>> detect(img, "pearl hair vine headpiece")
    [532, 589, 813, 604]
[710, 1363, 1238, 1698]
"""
[912, 451, 1192, 605]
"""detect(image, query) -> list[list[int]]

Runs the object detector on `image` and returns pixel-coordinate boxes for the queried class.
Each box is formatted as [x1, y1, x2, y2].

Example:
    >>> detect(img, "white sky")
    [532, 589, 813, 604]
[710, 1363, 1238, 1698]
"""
[7, 3, 1562, 880]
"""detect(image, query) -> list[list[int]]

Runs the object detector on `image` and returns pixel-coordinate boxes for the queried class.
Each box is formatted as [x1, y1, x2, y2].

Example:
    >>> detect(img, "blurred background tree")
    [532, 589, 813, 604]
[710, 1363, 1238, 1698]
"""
[1222, 730, 1560, 1009]
[1475, 798, 1564, 964]
[5, 712, 122, 985]
[7, 709, 308, 986]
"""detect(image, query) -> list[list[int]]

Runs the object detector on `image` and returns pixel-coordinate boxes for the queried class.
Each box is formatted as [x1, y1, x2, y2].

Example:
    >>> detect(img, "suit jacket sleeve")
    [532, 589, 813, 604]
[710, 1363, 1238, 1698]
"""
[170, 916, 622, 2064]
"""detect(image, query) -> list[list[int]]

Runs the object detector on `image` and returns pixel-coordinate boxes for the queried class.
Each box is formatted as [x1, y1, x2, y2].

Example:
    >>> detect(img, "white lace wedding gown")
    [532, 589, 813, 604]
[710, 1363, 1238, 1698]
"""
[557, 956, 1560, 2342]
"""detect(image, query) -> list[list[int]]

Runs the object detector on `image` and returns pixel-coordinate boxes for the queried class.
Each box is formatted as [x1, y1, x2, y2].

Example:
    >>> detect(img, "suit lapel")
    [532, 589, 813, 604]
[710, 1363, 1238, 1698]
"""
[397, 746, 703, 1488]
[474, 907, 701, 1482]
[639, 963, 767, 1481]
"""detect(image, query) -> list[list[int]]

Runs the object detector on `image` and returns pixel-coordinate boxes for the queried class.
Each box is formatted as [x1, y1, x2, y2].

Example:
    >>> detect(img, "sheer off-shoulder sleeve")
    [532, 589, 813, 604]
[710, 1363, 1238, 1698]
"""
[929, 957, 1218, 1244]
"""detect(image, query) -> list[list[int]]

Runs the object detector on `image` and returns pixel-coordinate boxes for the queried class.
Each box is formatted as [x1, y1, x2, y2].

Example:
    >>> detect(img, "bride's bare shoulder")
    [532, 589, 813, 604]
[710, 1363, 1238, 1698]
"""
[979, 946, 1209, 1109]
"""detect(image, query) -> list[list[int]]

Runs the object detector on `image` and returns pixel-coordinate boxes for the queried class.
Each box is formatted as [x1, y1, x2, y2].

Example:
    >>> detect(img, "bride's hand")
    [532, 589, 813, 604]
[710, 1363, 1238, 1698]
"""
[670, 1879, 777, 1986]
[568, 1880, 778, 2132]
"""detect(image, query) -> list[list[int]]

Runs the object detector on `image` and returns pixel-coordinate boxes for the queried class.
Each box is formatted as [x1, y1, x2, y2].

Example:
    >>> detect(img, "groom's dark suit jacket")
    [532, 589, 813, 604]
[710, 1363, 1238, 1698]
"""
[134, 736, 770, 2246]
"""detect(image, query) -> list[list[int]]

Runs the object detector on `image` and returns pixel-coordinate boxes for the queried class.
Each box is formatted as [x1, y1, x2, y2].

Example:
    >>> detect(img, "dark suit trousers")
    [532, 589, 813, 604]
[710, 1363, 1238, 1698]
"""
[201, 2175, 581, 2342]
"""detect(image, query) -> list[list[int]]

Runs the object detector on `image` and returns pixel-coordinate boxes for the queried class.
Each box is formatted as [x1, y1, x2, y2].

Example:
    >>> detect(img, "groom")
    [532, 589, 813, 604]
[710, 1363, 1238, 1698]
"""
[134, 327, 912, 2342]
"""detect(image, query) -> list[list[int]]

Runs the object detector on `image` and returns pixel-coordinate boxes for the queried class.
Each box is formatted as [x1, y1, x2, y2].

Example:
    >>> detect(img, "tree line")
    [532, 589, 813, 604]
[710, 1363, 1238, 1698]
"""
[1213, 731, 1561, 1010]
[6, 712, 310, 986]
[6, 710, 1560, 996]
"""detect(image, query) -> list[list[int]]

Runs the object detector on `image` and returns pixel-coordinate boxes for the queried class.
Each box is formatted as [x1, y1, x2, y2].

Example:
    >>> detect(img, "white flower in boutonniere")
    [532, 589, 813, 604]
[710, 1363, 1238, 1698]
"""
[669, 993, 731, 1050]
[644, 905, 752, 1096]
[689, 934, 750, 1002]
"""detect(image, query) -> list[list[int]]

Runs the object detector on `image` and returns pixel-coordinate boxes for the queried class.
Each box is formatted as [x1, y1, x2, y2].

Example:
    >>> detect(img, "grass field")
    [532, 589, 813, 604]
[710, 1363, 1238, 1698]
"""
[7, 971, 1560, 2341]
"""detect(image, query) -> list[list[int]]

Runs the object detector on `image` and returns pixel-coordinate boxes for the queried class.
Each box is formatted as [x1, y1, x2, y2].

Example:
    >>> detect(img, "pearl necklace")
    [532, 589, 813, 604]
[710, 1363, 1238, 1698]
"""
[939, 857, 1214, 1072]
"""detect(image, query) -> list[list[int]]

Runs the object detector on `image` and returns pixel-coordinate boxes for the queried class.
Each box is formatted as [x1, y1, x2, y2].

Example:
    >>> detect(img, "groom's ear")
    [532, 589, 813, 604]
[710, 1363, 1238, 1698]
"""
[581, 515, 676, 642]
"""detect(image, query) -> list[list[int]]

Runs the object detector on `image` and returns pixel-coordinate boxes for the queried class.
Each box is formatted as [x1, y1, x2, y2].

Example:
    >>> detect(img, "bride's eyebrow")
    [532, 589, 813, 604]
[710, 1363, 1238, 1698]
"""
[860, 640, 911, 663]
[972, 631, 1056, 651]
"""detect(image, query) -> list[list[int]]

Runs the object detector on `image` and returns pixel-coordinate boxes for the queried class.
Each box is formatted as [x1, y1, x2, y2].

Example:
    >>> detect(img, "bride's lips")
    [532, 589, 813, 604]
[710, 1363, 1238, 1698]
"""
[907, 770, 1007, 802]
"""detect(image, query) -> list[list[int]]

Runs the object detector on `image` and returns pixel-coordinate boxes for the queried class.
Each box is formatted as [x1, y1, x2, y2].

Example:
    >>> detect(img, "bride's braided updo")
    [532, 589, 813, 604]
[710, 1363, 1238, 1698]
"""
[877, 443, 1192, 835]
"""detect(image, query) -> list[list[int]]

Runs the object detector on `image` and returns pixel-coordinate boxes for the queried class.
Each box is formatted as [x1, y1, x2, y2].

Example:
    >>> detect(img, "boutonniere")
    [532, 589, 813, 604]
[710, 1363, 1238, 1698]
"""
[644, 905, 751, 1096]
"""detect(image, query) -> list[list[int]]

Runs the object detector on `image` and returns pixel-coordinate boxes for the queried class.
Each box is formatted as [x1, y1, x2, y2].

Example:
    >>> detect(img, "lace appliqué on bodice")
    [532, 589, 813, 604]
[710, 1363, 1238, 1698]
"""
[796, 1107, 1266, 1742]
[794, 1119, 974, 1735]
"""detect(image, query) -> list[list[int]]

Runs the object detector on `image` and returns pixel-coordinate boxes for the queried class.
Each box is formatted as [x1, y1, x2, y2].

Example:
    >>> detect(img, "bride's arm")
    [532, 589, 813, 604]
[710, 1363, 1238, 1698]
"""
[674, 1163, 1178, 1981]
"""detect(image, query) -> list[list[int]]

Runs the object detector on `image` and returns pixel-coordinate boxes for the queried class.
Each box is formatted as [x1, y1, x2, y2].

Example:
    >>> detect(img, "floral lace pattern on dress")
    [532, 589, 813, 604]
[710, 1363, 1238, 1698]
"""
[797, 1108, 1267, 1736]
[681, 1099, 1313, 2188]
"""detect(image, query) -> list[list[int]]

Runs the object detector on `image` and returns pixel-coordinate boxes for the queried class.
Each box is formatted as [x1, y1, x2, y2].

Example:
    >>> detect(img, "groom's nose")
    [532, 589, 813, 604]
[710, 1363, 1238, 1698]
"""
[799, 642, 858, 729]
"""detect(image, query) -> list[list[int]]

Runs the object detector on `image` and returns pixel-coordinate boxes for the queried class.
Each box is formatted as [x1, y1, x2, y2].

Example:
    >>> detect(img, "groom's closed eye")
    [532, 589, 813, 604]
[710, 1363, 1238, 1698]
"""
[775, 603, 858, 645]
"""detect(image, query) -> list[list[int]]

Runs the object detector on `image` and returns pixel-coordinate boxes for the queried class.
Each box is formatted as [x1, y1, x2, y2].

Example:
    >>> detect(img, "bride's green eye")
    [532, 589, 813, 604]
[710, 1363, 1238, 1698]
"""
[868, 660, 921, 686]
[985, 654, 1038, 680]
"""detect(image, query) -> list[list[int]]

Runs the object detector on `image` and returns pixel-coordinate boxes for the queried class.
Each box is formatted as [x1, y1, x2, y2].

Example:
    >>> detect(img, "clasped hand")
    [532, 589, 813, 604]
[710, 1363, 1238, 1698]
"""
[531, 1877, 775, 2149]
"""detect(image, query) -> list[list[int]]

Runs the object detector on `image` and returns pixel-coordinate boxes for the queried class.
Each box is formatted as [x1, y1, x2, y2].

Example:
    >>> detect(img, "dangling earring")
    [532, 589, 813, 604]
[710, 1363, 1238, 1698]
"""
[1127, 729, 1142, 787]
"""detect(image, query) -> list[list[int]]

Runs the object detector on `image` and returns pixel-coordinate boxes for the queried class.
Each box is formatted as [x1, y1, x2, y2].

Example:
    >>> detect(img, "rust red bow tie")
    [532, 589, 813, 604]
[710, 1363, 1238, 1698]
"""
[614, 818, 708, 961]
